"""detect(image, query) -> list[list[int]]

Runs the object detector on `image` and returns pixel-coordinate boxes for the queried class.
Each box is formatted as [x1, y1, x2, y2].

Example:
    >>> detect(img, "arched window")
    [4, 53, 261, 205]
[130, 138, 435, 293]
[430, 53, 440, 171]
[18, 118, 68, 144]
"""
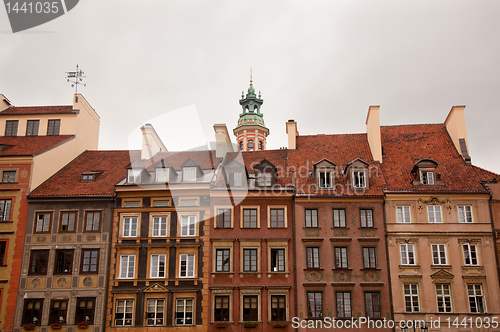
[248, 140, 254, 151]
[258, 141, 263, 150]
[239, 141, 243, 151]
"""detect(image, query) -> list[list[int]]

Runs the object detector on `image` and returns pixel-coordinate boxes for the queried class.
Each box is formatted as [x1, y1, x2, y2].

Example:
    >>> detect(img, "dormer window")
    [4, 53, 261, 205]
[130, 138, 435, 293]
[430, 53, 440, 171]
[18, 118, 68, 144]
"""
[314, 159, 336, 189]
[155, 168, 169, 182]
[82, 174, 94, 182]
[183, 167, 197, 182]
[420, 170, 435, 185]
[345, 159, 369, 189]
[412, 159, 442, 186]
[257, 172, 272, 187]
[128, 169, 141, 183]
[353, 169, 366, 188]
[228, 172, 242, 187]
[319, 171, 332, 188]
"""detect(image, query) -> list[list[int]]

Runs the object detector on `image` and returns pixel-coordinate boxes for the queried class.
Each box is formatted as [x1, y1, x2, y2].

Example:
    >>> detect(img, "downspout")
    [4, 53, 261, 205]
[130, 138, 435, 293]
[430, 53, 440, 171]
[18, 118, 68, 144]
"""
[382, 198, 396, 332]
[292, 171, 298, 330]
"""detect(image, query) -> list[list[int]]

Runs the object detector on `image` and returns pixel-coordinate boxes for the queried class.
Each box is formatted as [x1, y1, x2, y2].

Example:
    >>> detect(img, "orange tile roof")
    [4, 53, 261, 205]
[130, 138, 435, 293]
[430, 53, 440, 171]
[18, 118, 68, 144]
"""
[0, 135, 74, 156]
[137, 150, 221, 171]
[0, 105, 74, 115]
[30, 150, 133, 197]
[380, 124, 492, 193]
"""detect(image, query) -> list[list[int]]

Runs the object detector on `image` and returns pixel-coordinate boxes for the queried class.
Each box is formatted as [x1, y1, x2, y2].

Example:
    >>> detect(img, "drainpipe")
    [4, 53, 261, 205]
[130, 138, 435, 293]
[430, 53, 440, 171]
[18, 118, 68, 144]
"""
[292, 171, 298, 330]
[382, 198, 396, 332]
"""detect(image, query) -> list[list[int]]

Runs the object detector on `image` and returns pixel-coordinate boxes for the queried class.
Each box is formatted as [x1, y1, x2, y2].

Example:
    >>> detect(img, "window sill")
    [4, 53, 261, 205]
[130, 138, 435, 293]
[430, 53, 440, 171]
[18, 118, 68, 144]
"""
[431, 265, 452, 269]
[303, 268, 324, 271]
[0, 221, 13, 223]
[399, 265, 420, 269]
[303, 227, 321, 229]
[332, 227, 349, 230]
[359, 227, 377, 230]
[360, 268, 381, 271]
[332, 268, 352, 271]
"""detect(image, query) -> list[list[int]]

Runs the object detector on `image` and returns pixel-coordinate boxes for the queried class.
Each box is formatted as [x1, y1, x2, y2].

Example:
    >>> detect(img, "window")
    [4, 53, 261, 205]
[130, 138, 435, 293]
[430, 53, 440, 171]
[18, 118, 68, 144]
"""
[0, 199, 11, 221]
[146, 299, 164, 326]
[26, 120, 39, 136]
[270, 208, 284, 228]
[127, 169, 141, 183]
[360, 209, 373, 228]
[420, 171, 435, 185]
[179, 254, 195, 277]
[271, 249, 285, 272]
[436, 284, 452, 313]
[175, 298, 194, 325]
[59, 212, 76, 232]
[54, 250, 73, 274]
[431, 244, 447, 265]
[34, 212, 52, 233]
[81, 249, 99, 274]
[2, 171, 15, 183]
[228, 172, 242, 187]
[239, 141, 243, 151]
[124, 201, 140, 208]
[427, 205, 442, 223]
[4, 120, 18, 136]
[362, 247, 377, 269]
[334, 247, 348, 269]
[400, 244, 415, 265]
[305, 209, 318, 228]
[306, 247, 320, 269]
[49, 299, 68, 324]
[155, 168, 169, 182]
[84, 211, 101, 232]
[333, 209, 346, 228]
[397, 206, 411, 223]
[271, 295, 286, 321]
[319, 171, 331, 188]
[364, 292, 381, 319]
[458, 205, 473, 223]
[23, 299, 43, 325]
[150, 254, 166, 278]
[47, 119, 60, 135]
[404, 284, 420, 312]
[257, 172, 272, 187]
[180, 215, 196, 236]
[243, 208, 258, 228]
[307, 292, 323, 319]
[29, 250, 49, 275]
[152, 200, 169, 207]
[216, 208, 231, 228]
[463, 243, 479, 266]
[258, 141, 263, 150]
[119, 255, 135, 279]
[214, 296, 229, 322]
[183, 167, 197, 182]
[216, 249, 230, 272]
[122, 216, 138, 237]
[353, 170, 366, 188]
[248, 140, 254, 151]
[468, 284, 486, 313]
[242, 295, 258, 321]
[181, 199, 197, 207]
[115, 299, 134, 326]
[336, 292, 352, 318]
[81, 173, 95, 181]
[75, 298, 95, 325]
[0, 241, 6, 265]
[150, 215, 168, 237]
[243, 249, 258, 272]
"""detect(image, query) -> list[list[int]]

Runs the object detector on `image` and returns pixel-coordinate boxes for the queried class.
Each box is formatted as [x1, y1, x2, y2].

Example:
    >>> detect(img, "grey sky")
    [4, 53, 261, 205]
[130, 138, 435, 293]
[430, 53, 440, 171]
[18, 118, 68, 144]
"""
[1, 0, 499, 173]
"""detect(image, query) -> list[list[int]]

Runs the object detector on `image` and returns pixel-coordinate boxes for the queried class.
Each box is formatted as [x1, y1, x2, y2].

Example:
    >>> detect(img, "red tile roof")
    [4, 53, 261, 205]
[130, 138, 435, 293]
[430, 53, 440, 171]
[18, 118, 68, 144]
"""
[380, 124, 491, 193]
[0, 105, 74, 115]
[30, 150, 133, 197]
[0, 135, 74, 156]
[137, 150, 221, 171]
[289, 134, 386, 196]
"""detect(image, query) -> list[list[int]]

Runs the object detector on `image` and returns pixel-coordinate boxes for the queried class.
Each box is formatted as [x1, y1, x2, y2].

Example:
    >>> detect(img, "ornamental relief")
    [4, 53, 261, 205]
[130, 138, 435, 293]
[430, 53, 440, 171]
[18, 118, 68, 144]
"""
[417, 197, 451, 213]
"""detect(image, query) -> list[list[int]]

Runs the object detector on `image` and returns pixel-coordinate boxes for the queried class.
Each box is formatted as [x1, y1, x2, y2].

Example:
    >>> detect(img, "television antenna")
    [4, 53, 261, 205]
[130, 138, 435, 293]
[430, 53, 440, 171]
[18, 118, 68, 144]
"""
[66, 64, 86, 94]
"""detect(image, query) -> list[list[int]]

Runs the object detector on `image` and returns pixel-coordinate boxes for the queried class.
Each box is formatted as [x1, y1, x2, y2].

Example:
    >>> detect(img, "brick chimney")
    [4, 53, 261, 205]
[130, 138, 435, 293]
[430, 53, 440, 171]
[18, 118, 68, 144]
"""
[444, 105, 471, 164]
[286, 120, 298, 150]
[366, 106, 382, 162]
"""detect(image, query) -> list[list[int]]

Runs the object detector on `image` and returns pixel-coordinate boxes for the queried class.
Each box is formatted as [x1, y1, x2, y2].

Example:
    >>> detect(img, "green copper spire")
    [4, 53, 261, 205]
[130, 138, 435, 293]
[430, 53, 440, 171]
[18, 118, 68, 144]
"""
[235, 72, 267, 130]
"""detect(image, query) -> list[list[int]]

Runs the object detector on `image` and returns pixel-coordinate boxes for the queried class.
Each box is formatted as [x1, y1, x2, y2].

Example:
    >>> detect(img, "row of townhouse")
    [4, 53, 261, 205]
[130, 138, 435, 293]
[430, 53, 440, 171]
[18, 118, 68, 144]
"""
[0, 80, 500, 332]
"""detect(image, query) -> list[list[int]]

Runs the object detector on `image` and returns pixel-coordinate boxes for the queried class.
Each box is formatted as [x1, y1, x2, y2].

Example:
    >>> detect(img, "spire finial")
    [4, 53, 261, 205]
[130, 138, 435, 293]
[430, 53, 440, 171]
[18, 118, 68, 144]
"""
[250, 67, 253, 83]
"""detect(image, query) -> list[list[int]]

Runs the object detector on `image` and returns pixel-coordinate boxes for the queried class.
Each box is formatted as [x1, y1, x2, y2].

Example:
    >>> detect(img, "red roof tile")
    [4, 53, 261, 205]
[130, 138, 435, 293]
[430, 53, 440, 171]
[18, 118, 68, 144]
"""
[380, 124, 490, 193]
[0, 135, 74, 156]
[138, 150, 221, 171]
[30, 150, 133, 197]
[0, 105, 74, 115]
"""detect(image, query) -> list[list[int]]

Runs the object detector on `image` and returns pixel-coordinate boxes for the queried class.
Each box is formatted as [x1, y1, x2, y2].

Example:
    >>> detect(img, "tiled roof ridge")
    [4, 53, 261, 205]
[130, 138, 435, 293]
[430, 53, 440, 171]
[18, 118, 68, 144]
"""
[381, 123, 444, 128]
[7, 105, 72, 109]
[298, 132, 366, 138]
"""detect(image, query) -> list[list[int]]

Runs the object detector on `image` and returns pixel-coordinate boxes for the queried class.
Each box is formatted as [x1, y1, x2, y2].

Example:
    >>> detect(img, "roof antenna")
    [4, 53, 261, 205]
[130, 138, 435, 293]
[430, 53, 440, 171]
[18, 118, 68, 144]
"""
[66, 65, 86, 100]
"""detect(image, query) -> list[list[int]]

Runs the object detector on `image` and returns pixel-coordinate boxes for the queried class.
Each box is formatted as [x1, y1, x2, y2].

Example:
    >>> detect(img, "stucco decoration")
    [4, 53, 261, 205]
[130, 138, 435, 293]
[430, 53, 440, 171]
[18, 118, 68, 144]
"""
[56, 277, 68, 288]
[31, 278, 41, 289]
[305, 270, 323, 282]
[83, 276, 93, 287]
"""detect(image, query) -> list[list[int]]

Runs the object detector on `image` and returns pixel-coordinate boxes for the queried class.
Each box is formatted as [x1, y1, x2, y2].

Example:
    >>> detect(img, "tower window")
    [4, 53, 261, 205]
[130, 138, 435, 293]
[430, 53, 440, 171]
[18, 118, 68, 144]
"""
[248, 140, 254, 151]
[258, 141, 263, 150]
[239, 141, 243, 151]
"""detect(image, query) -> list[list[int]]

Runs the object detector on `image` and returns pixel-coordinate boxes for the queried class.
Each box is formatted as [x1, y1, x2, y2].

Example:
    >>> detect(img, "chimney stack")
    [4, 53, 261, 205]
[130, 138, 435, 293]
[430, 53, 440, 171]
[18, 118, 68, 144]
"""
[286, 120, 298, 150]
[213, 124, 234, 158]
[366, 106, 382, 163]
[445, 105, 471, 164]
[141, 123, 168, 160]
[0, 94, 11, 112]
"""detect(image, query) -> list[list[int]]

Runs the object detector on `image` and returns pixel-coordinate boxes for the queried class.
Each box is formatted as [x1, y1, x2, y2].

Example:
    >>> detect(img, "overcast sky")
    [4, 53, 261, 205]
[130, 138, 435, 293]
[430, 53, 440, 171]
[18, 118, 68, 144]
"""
[1, 0, 499, 173]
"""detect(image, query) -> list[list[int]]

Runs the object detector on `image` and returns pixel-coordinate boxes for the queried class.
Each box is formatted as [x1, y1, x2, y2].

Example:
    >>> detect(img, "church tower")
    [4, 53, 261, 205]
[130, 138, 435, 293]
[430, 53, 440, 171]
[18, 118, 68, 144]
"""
[233, 75, 270, 151]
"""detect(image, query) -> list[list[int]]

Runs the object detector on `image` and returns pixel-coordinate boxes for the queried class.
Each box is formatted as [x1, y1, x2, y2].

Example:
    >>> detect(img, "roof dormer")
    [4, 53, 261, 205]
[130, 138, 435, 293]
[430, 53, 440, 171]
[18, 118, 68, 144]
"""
[180, 158, 203, 182]
[313, 159, 336, 189]
[345, 158, 370, 189]
[252, 159, 277, 187]
[222, 158, 247, 188]
[125, 160, 150, 184]
[152, 158, 177, 183]
[411, 159, 443, 186]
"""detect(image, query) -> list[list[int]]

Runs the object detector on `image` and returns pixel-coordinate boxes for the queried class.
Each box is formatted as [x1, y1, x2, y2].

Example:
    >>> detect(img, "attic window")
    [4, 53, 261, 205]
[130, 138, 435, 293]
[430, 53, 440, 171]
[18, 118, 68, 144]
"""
[319, 171, 332, 188]
[420, 170, 435, 185]
[155, 168, 169, 182]
[81, 171, 102, 182]
[412, 159, 441, 186]
[183, 167, 197, 182]
[228, 172, 242, 187]
[257, 172, 272, 187]
[353, 169, 366, 188]
[128, 169, 141, 183]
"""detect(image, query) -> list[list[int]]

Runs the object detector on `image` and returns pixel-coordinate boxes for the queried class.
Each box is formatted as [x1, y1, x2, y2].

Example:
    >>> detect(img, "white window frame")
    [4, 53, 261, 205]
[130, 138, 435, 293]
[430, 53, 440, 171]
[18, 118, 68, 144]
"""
[152, 216, 168, 237]
[115, 299, 134, 326]
[146, 299, 164, 326]
[175, 298, 194, 325]
[397, 206, 411, 223]
[353, 170, 366, 188]
[119, 255, 135, 279]
[431, 244, 447, 265]
[183, 167, 197, 182]
[333, 209, 346, 228]
[228, 172, 242, 187]
[435, 284, 452, 313]
[319, 171, 332, 188]
[463, 243, 479, 266]
[420, 171, 435, 185]
[180, 215, 196, 237]
[155, 168, 169, 182]
[258, 172, 272, 187]
[122, 216, 138, 237]
[467, 284, 486, 313]
[458, 205, 473, 223]
[400, 243, 416, 265]
[334, 247, 349, 269]
[404, 284, 420, 312]
[128, 169, 141, 183]
[427, 205, 442, 223]
[150, 254, 166, 278]
[179, 254, 195, 278]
